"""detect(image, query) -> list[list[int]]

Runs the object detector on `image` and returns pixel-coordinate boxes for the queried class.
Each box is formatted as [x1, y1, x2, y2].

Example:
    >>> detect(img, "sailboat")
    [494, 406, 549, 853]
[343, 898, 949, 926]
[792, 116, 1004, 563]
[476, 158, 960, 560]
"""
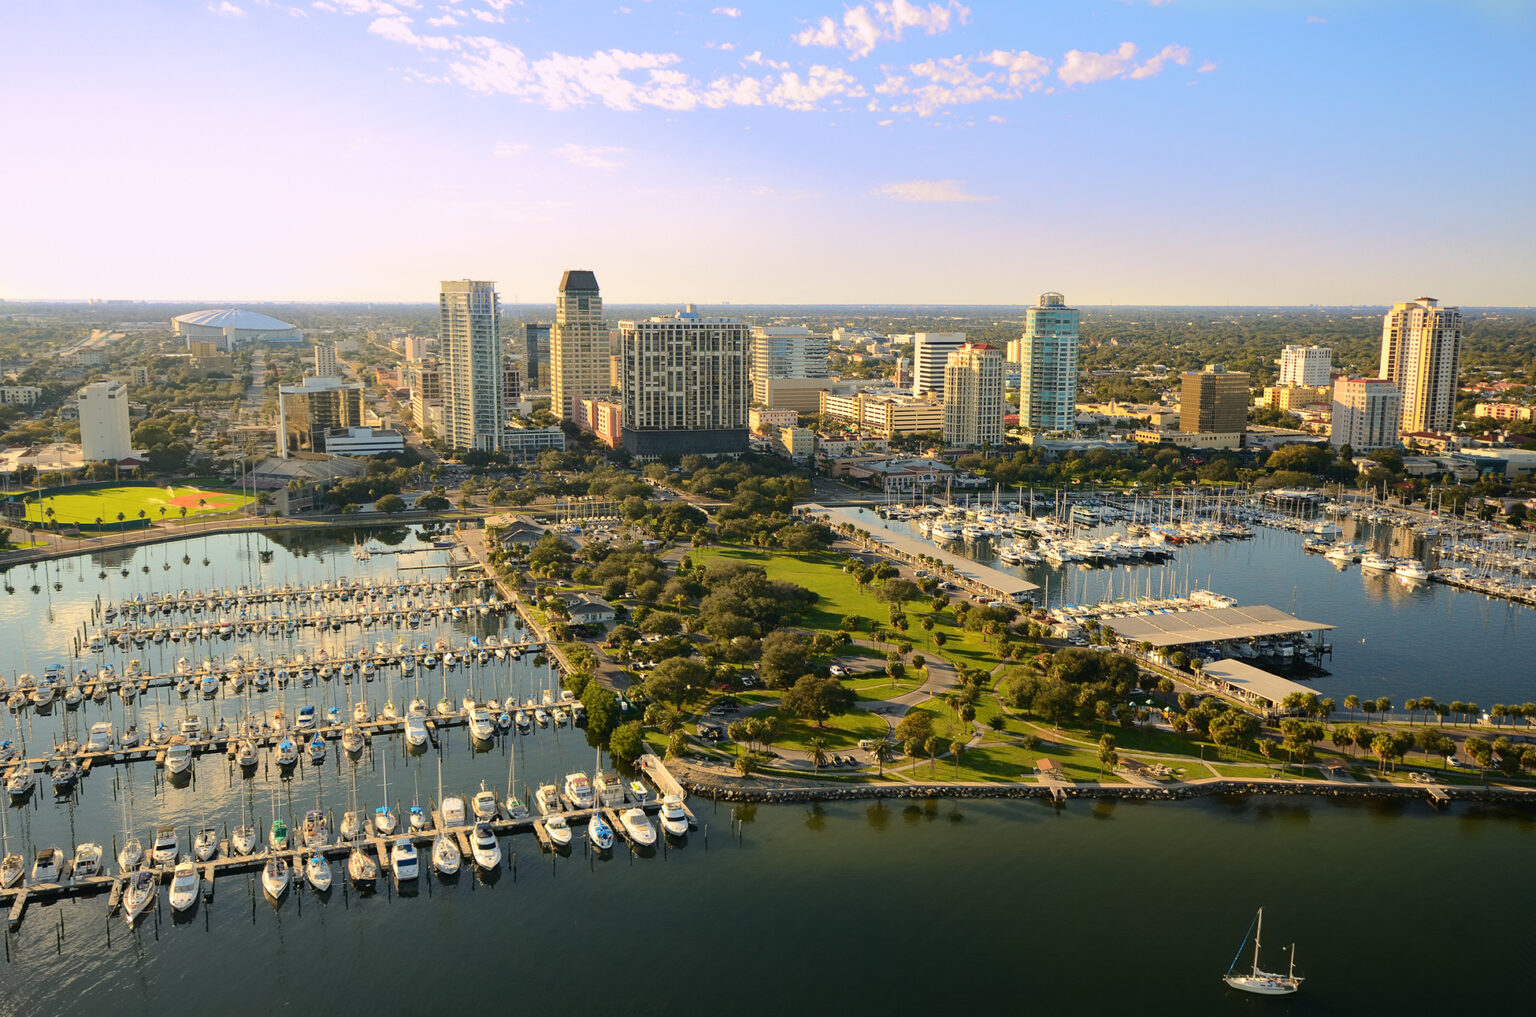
[504, 739, 528, 819]
[1223, 909, 1302, 995]
[374, 757, 397, 835]
[432, 754, 461, 875]
[0, 801, 22, 888]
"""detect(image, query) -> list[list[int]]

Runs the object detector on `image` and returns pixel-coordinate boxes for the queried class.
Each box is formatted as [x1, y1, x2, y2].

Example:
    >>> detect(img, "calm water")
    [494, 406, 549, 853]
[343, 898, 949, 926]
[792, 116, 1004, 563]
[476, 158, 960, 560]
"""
[846, 507, 1536, 708]
[3, 526, 1535, 1015]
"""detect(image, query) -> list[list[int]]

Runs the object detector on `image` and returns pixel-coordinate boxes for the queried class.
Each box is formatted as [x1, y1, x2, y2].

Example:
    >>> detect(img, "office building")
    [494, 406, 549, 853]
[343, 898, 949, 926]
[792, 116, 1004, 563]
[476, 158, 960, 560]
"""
[523, 322, 550, 389]
[751, 325, 830, 411]
[1017, 292, 1080, 432]
[1331, 377, 1402, 450]
[403, 335, 429, 362]
[1180, 364, 1250, 434]
[504, 360, 523, 406]
[1264, 384, 1332, 414]
[78, 381, 133, 462]
[1380, 297, 1462, 434]
[276, 376, 364, 457]
[943, 343, 1006, 447]
[406, 362, 442, 433]
[551, 270, 607, 421]
[911, 333, 967, 397]
[819, 390, 945, 438]
[618, 305, 750, 456]
[894, 357, 911, 389]
[572, 397, 623, 448]
[1279, 345, 1332, 387]
[320, 427, 406, 457]
[750, 407, 799, 432]
[439, 279, 504, 452]
[313, 342, 339, 378]
[502, 425, 567, 461]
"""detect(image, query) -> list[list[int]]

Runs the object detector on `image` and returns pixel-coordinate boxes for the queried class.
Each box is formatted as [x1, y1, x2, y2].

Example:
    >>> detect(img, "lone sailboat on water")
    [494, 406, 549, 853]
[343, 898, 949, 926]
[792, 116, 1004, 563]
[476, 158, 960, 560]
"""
[1223, 908, 1302, 996]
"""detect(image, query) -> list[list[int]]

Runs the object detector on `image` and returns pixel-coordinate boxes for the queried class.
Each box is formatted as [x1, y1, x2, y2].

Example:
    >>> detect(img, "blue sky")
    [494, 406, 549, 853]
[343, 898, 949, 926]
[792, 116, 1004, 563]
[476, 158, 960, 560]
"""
[1, 0, 1531, 304]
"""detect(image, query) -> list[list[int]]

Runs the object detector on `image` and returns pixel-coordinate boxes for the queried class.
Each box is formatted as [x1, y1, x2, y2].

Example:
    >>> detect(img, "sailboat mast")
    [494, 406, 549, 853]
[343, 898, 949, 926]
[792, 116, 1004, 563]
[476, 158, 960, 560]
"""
[1253, 908, 1263, 976]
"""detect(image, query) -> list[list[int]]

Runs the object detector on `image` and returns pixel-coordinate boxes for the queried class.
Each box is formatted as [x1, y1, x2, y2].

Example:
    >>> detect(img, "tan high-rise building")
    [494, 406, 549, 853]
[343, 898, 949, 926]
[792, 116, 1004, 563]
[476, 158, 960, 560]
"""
[618, 306, 750, 455]
[438, 280, 504, 452]
[1379, 297, 1461, 434]
[943, 343, 1005, 447]
[551, 270, 607, 421]
[313, 342, 339, 378]
[1330, 377, 1401, 451]
[1180, 364, 1249, 434]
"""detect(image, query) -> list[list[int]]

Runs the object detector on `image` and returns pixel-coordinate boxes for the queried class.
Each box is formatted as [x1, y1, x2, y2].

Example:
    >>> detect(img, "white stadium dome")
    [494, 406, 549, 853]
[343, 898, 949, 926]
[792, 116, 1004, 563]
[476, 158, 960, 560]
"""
[173, 308, 301, 348]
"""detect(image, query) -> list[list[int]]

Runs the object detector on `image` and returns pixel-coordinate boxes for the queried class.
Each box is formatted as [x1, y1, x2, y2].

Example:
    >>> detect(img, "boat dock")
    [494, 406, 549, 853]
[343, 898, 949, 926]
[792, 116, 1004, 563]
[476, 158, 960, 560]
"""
[0, 757, 695, 929]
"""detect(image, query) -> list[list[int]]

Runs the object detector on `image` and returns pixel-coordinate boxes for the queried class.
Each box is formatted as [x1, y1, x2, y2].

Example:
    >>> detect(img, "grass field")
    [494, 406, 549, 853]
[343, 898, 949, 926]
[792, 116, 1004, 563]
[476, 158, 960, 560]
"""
[22, 485, 253, 526]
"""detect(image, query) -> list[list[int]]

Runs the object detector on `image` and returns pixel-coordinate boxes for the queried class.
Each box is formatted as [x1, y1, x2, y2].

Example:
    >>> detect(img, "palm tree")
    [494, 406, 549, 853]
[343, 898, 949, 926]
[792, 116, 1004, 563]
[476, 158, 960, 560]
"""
[1097, 733, 1118, 779]
[868, 739, 893, 777]
[950, 738, 965, 777]
[924, 735, 942, 776]
[809, 736, 829, 773]
[1344, 694, 1359, 721]
[1374, 697, 1392, 722]
[1258, 738, 1275, 775]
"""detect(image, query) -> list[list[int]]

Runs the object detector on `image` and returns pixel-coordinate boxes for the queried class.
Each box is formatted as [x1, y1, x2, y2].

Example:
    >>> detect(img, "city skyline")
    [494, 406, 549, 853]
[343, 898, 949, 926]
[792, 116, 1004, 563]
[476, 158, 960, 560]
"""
[1, 1, 1532, 305]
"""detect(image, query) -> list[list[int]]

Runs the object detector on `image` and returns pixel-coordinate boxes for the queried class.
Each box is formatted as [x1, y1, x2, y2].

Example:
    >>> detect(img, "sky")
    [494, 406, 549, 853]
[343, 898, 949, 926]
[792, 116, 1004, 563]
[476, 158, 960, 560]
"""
[0, 0, 1532, 306]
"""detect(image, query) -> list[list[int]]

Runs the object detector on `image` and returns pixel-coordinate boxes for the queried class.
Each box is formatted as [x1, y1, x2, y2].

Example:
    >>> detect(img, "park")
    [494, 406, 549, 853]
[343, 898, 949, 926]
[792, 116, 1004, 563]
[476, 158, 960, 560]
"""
[19, 484, 254, 527]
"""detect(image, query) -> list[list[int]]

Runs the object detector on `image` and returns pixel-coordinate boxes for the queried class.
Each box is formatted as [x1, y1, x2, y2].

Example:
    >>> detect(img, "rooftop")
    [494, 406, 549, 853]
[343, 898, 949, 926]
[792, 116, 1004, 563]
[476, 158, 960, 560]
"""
[173, 308, 296, 331]
[1202, 659, 1319, 709]
[559, 269, 599, 292]
[1106, 604, 1332, 648]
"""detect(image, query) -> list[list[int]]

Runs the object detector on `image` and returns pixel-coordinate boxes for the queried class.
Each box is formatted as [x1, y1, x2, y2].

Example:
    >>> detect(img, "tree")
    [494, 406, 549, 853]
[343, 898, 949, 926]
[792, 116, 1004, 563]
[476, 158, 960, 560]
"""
[895, 711, 935, 748]
[924, 735, 943, 775]
[1344, 694, 1359, 721]
[1097, 734, 1118, 779]
[608, 721, 644, 763]
[375, 494, 406, 513]
[759, 630, 811, 690]
[950, 738, 966, 776]
[808, 736, 829, 773]
[868, 738, 893, 777]
[644, 657, 708, 704]
[781, 675, 855, 727]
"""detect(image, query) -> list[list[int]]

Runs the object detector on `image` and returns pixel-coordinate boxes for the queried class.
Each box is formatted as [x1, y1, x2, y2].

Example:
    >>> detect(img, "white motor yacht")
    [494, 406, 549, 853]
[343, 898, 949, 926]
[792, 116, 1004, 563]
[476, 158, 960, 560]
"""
[561, 772, 594, 810]
[542, 814, 572, 847]
[432, 833, 460, 876]
[71, 842, 104, 880]
[1360, 552, 1393, 573]
[534, 784, 562, 816]
[619, 807, 656, 847]
[441, 794, 467, 826]
[31, 847, 63, 884]
[169, 857, 199, 912]
[404, 711, 428, 748]
[261, 855, 290, 901]
[1395, 559, 1430, 583]
[470, 823, 500, 870]
[86, 722, 114, 753]
[468, 707, 495, 743]
[164, 739, 194, 778]
[627, 779, 653, 804]
[151, 826, 179, 867]
[657, 795, 689, 837]
[471, 782, 498, 822]
[123, 869, 157, 925]
[305, 853, 333, 893]
[390, 838, 419, 883]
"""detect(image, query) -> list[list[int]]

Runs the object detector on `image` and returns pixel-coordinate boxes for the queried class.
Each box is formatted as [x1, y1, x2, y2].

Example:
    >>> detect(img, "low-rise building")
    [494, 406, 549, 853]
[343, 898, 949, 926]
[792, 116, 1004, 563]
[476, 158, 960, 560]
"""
[502, 425, 567, 461]
[831, 454, 953, 492]
[319, 427, 405, 457]
[1133, 429, 1244, 450]
[815, 433, 889, 459]
[1264, 384, 1332, 413]
[819, 390, 944, 437]
[773, 425, 815, 460]
[572, 397, 623, 448]
[561, 593, 615, 625]
[0, 385, 41, 406]
[749, 407, 799, 432]
[1473, 402, 1534, 422]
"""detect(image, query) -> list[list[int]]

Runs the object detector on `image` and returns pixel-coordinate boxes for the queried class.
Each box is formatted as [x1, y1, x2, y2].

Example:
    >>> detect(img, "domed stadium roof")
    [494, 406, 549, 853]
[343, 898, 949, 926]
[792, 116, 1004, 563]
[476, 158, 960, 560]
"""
[173, 308, 296, 331]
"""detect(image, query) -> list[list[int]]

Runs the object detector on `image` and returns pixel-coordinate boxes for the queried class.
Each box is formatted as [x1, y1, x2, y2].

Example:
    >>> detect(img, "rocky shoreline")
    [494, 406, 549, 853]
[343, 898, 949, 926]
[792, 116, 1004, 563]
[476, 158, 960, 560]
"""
[671, 763, 1536, 807]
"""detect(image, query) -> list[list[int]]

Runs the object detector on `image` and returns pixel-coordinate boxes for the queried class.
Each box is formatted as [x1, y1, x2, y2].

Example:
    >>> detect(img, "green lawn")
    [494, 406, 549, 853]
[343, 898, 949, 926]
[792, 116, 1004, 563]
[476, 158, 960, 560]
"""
[22, 485, 253, 525]
[757, 706, 890, 753]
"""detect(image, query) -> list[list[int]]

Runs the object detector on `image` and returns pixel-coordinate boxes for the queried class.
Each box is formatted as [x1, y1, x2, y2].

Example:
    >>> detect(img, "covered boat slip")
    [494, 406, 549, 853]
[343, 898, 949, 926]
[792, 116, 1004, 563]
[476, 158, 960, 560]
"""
[813, 505, 1039, 603]
[1201, 659, 1319, 710]
[1103, 605, 1333, 649]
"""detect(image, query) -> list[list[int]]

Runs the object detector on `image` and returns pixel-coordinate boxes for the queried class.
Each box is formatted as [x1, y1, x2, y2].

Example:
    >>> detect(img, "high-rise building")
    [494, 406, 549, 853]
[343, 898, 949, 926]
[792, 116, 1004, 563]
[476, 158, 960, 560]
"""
[1331, 378, 1401, 450]
[403, 335, 429, 362]
[911, 333, 967, 398]
[618, 305, 750, 455]
[551, 270, 607, 421]
[750, 325, 830, 411]
[894, 357, 912, 389]
[313, 342, 339, 378]
[942, 343, 1005, 448]
[1180, 364, 1250, 434]
[438, 279, 504, 452]
[1379, 297, 1461, 434]
[504, 359, 523, 405]
[1018, 292, 1080, 432]
[406, 362, 442, 433]
[1278, 345, 1332, 387]
[276, 376, 365, 457]
[78, 381, 133, 462]
[523, 322, 550, 389]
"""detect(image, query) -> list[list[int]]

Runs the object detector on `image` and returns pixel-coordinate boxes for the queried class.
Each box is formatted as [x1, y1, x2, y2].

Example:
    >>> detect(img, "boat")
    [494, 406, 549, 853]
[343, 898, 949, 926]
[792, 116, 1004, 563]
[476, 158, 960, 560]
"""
[169, 857, 199, 911]
[341, 725, 365, 755]
[470, 822, 500, 870]
[261, 855, 291, 901]
[594, 771, 626, 807]
[542, 813, 572, 847]
[269, 817, 289, 852]
[237, 738, 259, 768]
[303, 809, 329, 848]
[348, 846, 378, 887]
[6, 766, 36, 799]
[618, 807, 656, 847]
[472, 781, 498, 821]
[305, 853, 333, 893]
[0, 850, 21, 889]
[70, 842, 104, 880]
[274, 736, 299, 769]
[51, 759, 79, 794]
[151, 826, 179, 866]
[123, 869, 157, 925]
[164, 738, 193, 778]
[588, 811, 614, 851]
[432, 829, 460, 876]
[86, 722, 114, 753]
[1396, 559, 1429, 582]
[404, 711, 429, 748]
[1360, 551, 1393, 573]
[1222, 908, 1302, 996]
[561, 772, 594, 810]
[375, 758, 398, 835]
[468, 707, 495, 743]
[657, 795, 689, 837]
[193, 827, 217, 862]
[390, 838, 419, 883]
[627, 779, 652, 805]
[118, 834, 143, 874]
[31, 847, 63, 883]
[230, 823, 257, 856]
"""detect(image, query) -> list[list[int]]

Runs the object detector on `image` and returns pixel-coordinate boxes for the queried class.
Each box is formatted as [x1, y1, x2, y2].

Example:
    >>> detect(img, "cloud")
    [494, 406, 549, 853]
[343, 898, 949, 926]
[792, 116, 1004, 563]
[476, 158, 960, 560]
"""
[871, 48, 1049, 115]
[1058, 41, 1187, 85]
[492, 141, 529, 158]
[427, 13, 458, 25]
[1197, 60, 1216, 72]
[368, 15, 453, 49]
[712, 6, 742, 16]
[987, 113, 1005, 122]
[705, 41, 736, 51]
[552, 143, 626, 170]
[873, 179, 994, 202]
[314, 0, 406, 14]
[210, 1, 246, 15]
[795, 1, 970, 59]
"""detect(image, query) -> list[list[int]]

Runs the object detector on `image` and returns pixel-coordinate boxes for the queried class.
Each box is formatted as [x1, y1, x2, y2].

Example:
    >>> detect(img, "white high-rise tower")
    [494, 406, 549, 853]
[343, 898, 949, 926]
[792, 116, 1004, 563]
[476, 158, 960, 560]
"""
[1018, 292, 1079, 432]
[438, 279, 504, 452]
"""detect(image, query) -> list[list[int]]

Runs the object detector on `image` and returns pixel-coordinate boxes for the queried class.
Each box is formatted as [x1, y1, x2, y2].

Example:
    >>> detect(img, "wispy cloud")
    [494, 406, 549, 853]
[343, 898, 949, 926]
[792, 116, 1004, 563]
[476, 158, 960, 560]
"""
[795, 1, 970, 60]
[873, 179, 994, 202]
[368, 15, 452, 49]
[1058, 41, 1187, 86]
[210, 1, 246, 15]
[712, 6, 742, 16]
[1305, 15, 1327, 24]
[553, 143, 627, 170]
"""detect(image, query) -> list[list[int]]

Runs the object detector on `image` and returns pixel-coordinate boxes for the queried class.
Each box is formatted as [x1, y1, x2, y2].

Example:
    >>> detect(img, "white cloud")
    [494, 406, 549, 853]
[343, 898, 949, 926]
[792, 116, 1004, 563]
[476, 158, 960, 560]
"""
[1058, 41, 1187, 85]
[315, 0, 405, 14]
[712, 6, 742, 16]
[1306, 14, 1326, 23]
[210, 1, 246, 15]
[795, 1, 970, 59]
[553, 143, 627, 170]
[427, 12, 458, 25]
[987, 113, 1005, 122]
[1197, 60, 1216, 73]
[471, 8, 502, 22]
[873, 179, 993, 202]
[368, 15, 453, 49]
[705, 41, 736, 51]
